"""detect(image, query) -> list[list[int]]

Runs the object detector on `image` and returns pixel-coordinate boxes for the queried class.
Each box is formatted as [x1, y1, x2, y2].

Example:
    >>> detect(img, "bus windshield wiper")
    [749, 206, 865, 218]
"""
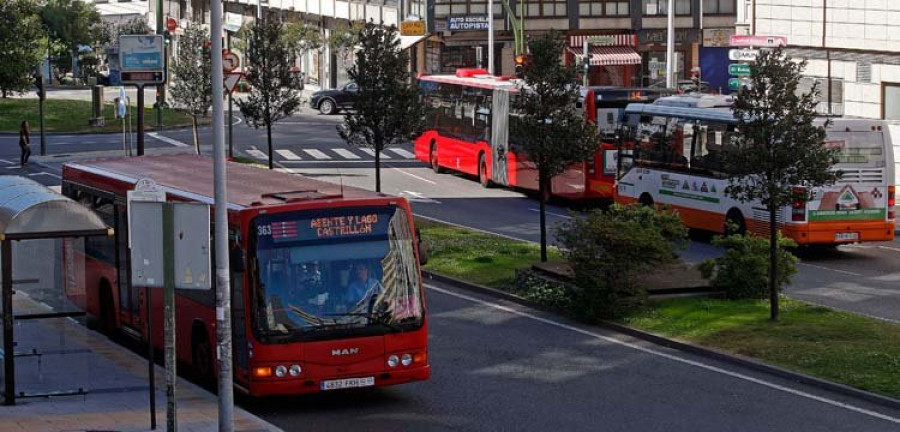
[324, 311, 402, 332]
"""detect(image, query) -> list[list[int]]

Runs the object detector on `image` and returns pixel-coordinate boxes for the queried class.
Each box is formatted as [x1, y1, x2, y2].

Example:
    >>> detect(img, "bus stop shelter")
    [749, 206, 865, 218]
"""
[0, 176, 112, 405]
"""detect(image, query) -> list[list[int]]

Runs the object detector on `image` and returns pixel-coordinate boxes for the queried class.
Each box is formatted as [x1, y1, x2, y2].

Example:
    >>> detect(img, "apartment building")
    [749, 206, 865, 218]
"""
[743, 0, 900, 120]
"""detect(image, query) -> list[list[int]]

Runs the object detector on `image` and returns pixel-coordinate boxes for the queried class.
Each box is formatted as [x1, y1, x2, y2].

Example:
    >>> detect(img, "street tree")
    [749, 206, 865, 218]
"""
[338, 22, 424, 193]
[97, 17, 151, 49]
[283, 21, 322, 62]
[41, 0, 102, 76]
[328, 20, 365, 64]
[723, 46, 838, 321]
[513, 32, 600, 262]
[169, 24, 212, 154]
[0, 0, 44, 97]
[236, 16, 302, 169]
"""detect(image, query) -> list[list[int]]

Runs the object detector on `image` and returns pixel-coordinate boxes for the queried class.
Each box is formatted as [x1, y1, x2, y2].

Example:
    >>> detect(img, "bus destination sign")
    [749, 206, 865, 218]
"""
[258, 208, 393, 244]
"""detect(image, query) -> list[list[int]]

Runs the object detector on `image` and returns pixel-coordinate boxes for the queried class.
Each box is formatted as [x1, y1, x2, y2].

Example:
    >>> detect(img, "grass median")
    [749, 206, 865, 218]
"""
[416, 217, 900, 399]
[0, 98, 200, 134]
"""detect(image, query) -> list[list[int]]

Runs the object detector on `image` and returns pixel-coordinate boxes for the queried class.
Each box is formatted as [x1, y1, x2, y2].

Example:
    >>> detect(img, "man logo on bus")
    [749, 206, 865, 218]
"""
[332, 348, 360, 356]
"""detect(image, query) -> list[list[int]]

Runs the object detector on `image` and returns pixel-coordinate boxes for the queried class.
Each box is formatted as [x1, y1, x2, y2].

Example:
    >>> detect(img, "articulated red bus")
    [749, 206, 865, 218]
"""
[414, 69, 662, 200]
[62, 155, 430, 396]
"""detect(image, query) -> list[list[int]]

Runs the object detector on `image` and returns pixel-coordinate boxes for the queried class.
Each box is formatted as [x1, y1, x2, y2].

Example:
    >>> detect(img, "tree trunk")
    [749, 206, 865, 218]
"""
[769, 205, 779, 321]
[191, 115, 200, 155]
[374, 144, 381, 193]
[538, 173, 549, 262]
[266, 121, 274, 170]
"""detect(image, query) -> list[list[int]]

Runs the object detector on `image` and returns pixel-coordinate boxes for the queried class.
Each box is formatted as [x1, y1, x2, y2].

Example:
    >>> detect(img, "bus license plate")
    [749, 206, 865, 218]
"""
[321, 377, 375, 391]
[835, 232, 859, 242]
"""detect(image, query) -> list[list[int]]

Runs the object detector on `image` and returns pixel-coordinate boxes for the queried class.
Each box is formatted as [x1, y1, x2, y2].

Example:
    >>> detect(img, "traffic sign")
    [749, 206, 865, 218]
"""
[729, 64, 751, 76]
[730, 35, 787, 48]
[728, 78, 742, 91]
[224, 72, 242, 95]
[166, 17, 177, 32]
[222, 50, 239, 73]
[729, 48, 759, 62]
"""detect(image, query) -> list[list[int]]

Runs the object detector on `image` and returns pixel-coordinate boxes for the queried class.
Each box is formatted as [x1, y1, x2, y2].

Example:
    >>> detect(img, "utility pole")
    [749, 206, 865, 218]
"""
[665, 0, 675, 89]
[210, 0, 234, 430]
[156, 0, 164, 129]
[487, 0, 494, 75]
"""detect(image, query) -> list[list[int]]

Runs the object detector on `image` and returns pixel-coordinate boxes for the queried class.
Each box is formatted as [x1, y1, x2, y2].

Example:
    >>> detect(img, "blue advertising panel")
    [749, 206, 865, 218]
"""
[119, 35, 164, 72]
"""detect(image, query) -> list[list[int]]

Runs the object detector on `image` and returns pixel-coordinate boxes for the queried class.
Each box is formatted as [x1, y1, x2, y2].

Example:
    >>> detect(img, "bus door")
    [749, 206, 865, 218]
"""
[491, 88, 511, 186]
[230, 230, 250, 384]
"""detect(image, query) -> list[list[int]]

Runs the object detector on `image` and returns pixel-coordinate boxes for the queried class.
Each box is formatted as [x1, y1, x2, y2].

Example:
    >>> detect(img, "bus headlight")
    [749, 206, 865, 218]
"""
[289, 364, 302, 377]
[401, 353, 413, 366]
[274, 365, 287, 378]
[387, 355, 400, 368]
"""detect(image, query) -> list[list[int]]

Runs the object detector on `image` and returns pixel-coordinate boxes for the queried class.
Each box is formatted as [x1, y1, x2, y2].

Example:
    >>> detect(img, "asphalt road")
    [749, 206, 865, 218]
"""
[237, 281, 900, 432]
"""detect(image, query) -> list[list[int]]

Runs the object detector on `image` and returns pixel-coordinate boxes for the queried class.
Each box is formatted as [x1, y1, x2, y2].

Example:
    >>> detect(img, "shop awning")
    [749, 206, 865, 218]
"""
[587, 46, 641, 66]
[399, 34, 428, 51]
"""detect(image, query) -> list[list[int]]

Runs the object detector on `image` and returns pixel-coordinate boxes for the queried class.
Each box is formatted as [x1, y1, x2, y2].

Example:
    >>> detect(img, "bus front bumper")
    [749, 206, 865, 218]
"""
[248, 364, 431, 397]
[783, 220, 896, 244]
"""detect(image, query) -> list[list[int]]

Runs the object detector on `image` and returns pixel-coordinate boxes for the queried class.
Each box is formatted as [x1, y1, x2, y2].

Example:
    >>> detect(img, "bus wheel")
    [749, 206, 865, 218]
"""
[478, 155, 492, 188]
[430, 142, 443, 174]
[98, 280, 115, 336]
[192, 325, 214, 384]
[639, 194, 654, 207]
[725, 210, 747, 236]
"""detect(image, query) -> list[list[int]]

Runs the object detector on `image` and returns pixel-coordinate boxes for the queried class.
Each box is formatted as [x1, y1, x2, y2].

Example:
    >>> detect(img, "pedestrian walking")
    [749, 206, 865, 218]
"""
[19, 120, 31, 168]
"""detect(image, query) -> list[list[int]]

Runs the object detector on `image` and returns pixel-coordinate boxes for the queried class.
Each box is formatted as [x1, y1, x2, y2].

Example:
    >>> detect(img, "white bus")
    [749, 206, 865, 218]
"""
[615, 95, 895, 245]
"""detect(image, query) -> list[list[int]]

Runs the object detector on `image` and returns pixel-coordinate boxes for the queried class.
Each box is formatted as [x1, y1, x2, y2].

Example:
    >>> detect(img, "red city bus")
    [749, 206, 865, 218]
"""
[415, 69, 602, 200]
[579, 86, 668, 198]
[61, 154, 430, 396]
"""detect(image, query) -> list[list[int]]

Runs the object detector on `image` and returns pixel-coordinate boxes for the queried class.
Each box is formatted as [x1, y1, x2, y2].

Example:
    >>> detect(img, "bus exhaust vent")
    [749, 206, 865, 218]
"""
[751, 208, 784, 236]
[836, 168, 884, 184]
[262, 190, 343, 202]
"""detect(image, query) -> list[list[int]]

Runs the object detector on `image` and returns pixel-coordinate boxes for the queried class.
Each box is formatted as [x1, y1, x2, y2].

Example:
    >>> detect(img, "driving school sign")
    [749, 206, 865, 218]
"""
[447, 16, 489, 31]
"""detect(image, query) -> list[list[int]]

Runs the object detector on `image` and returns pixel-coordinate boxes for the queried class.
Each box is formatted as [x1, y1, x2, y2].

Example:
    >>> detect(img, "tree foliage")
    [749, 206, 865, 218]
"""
[41, 0, 102, 75]
[169, 24, 213, 154]
[96, 16, 151, 49]
[723, 46, 838, 320]
[513, 31, 600, 261]
[283, 21, 322, 59]
[0, 0, 44, 97]
[338, 22, 425, 193]
[328, 20, 365, 63]
[556, 205, 687, 320]
[237, 17, 302, 169]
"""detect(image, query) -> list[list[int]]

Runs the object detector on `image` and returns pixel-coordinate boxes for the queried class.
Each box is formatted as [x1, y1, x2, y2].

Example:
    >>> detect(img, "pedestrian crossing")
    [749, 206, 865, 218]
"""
[244, 147, 420, 163]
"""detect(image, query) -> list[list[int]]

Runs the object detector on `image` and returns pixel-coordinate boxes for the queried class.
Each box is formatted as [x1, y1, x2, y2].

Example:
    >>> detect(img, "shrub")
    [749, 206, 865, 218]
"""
[698, 232, 798, 300]
[555, 204, 687, 321]
[513, 269, 572, 311]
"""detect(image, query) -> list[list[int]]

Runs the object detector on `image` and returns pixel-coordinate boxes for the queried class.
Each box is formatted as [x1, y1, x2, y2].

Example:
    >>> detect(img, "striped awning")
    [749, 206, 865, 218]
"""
[569, 34, 638, 48]
[585, 46, 641, 66]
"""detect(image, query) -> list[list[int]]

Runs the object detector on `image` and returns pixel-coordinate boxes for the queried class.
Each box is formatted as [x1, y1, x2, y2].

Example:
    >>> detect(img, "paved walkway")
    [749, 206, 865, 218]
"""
[0, 293, 281, 432]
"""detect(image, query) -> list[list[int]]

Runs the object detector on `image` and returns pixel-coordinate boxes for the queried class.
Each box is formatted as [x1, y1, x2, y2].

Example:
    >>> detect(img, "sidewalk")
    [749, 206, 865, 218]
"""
[0, 293, 281, 432]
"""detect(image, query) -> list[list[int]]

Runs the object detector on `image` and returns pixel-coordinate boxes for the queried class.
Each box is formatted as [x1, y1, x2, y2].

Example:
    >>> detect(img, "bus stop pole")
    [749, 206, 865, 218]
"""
[163, 203, 177, 431]
[147, 282, 156, 430]
[2, 240, 15, 406]
[210, 0, 235, 430]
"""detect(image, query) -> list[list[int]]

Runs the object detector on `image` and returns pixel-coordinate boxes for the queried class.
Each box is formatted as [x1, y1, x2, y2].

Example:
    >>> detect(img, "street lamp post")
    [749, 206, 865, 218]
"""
[488, 0, 494, 75]
[665, 0, 675, 89]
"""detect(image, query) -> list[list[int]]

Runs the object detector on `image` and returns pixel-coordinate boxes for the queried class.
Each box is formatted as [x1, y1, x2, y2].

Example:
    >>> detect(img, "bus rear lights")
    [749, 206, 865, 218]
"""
[888, 186, 895, 220]
[253, 367, 273, 378]
[387, 355, 400, 368]
[274, 365, 288, 378]
[792, 187, 807, 222]
[289, 365, 302, 377]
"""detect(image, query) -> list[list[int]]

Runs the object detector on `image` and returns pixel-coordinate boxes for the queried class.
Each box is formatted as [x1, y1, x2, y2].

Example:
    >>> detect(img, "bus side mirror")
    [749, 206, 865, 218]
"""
[416, 228, 428, 266]
[230, 244, 245, 273]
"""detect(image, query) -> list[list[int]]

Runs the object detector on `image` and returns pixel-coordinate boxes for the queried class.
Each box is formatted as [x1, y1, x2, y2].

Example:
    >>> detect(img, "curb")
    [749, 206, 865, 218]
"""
[0, 125, 199, 137]
[422, 270, 900, 411]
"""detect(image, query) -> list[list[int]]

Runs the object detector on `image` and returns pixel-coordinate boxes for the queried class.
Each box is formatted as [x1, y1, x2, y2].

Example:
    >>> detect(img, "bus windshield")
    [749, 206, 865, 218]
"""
[252, 206, 423, 341]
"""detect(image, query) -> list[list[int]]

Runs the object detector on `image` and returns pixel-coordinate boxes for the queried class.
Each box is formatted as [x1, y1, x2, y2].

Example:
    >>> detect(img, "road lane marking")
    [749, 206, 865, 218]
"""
[28, 172, 61, 179]
[333, 148, 361, 159]
[415, 214, 536, 244]
[359, 148, 391, 159]
[275, 149, 302, 160]
[280, 159, 421, 164]
[528, 207, 573, 219]
[429, 285, 900, 425]
[147, 132, 190, 147]
[0, 159, 13, 165]
[389, 165, 436, 185]
[877, 245, 900, 253]
[303, 149, 331, 160]
[797, 262, 863, 277]
[387, 148, 416, 159]
[246, 148, 268, 160]
[401, 191, 440, 204]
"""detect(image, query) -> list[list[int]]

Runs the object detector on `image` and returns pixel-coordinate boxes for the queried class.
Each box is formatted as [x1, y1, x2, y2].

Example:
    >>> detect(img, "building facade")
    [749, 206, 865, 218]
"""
[744, 0, 900, 120]
[426, 0, 736, 90]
